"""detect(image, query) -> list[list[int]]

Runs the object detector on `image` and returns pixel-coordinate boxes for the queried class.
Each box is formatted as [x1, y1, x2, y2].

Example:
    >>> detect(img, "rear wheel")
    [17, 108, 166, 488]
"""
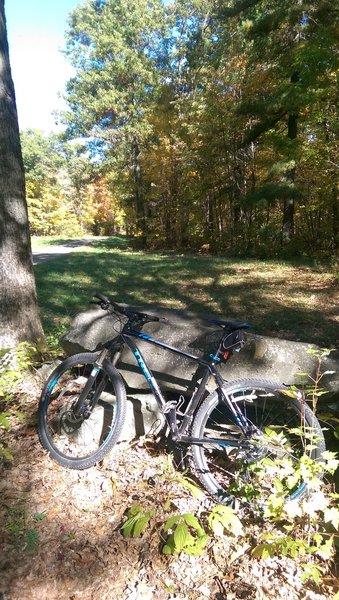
[38, 353, 127, 469]
[191, 378, 325, 507]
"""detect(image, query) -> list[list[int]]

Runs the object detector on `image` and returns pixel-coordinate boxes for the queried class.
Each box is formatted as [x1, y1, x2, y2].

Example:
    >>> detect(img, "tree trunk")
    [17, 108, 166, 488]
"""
[132, 137, 146, 241]
[281, 111, 297, 245]
[0, 0, 44, 348]
[331, 185, 338, 253]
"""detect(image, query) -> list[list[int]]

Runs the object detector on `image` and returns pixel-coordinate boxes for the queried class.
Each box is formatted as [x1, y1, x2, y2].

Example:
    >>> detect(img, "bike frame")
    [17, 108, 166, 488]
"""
[104, 322, 253, 447]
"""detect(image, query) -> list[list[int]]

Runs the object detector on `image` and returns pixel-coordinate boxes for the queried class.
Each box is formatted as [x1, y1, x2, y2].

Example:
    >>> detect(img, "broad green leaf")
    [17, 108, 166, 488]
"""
[252, 543, 273, 559]
[129, 504, 143, 517]
[0, 413, 11, 429]
[316, 536, 334, 560]
[162, 544, 175, 555]
[182, 513, 204, 536]
[301, 564, 322, 585]
[173, 523, 189, 552]
[121, 514, 140, 537]
[209, 517, 224, 536]
[183, 545, 204, 556]
[163, 515, 181, 532]
[133, 515, 151, 537]
[179, 478, 204, 500]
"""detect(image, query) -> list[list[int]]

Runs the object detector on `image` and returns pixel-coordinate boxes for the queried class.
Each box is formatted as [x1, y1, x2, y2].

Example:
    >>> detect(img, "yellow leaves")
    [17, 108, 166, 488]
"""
[320, 451, 339, 475]
[323, 507, 339, 530]
[302, 491, 330, 518]
[208, 505, 244, 537]
[241, 19, 254, 32]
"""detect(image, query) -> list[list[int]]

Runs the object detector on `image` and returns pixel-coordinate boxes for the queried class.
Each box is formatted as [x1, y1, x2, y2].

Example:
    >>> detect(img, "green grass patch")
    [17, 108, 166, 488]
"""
[31, 235, 130, 250]
[33, 237, 338, 348]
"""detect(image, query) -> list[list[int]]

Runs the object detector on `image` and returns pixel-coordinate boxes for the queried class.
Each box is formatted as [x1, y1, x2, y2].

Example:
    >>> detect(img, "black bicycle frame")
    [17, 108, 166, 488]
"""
[118, 325, 251, 445]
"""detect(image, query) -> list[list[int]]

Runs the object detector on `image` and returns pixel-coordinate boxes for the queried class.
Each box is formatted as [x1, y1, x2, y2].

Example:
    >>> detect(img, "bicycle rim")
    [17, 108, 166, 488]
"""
[39, 356, 126, 468]
[191, 379, 325, 508]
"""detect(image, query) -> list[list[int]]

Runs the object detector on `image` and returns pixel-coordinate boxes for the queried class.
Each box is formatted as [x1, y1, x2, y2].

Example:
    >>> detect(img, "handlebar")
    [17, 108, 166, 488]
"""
[92, 292, 160, 324]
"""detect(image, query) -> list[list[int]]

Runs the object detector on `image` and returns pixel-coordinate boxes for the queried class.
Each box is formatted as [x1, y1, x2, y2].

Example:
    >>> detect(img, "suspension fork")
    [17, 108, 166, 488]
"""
[72, 348, 110, 416]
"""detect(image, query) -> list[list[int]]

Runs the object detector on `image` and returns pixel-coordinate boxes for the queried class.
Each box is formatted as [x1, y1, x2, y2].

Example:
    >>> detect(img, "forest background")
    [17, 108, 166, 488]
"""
[20, 0, 338, 258]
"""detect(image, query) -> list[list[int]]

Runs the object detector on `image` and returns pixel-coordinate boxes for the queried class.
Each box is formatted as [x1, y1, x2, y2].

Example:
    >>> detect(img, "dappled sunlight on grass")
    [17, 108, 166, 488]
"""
[33, 239, 338, 348]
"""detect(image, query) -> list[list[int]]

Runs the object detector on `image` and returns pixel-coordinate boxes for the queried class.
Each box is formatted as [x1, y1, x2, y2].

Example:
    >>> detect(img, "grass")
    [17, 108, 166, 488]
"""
[32, 236, 338, 348]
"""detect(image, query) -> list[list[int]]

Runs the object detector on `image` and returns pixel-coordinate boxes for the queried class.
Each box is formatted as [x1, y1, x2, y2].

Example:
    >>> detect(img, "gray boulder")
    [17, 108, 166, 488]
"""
[60, 306, 339, 396]
[59, 306, 339, 440]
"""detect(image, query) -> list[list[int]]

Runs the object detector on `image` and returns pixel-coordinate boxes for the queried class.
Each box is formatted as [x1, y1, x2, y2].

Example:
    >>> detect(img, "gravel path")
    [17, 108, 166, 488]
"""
[32, 240, 92, 265]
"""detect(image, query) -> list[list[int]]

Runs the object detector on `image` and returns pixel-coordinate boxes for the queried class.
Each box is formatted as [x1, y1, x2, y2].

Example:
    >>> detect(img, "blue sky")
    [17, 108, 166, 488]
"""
[5, 0, 80, 132]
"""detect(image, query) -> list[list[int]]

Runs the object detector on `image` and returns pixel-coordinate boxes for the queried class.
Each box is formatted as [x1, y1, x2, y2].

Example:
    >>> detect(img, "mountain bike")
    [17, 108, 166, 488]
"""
[38, 292, 325, 507]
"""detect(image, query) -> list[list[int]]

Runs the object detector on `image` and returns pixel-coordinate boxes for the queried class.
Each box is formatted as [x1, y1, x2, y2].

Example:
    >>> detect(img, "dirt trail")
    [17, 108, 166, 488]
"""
[32, 239, 91, 265]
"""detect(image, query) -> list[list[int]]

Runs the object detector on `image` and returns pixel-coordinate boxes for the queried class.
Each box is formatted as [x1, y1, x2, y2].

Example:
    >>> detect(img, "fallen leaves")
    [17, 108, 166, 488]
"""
[0, 391, 337, 600]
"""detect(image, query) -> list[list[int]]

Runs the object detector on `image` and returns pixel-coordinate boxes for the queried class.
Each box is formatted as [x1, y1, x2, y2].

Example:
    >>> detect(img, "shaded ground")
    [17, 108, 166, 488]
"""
[0, 375, 337, 600]
[32, 237, 338, 348]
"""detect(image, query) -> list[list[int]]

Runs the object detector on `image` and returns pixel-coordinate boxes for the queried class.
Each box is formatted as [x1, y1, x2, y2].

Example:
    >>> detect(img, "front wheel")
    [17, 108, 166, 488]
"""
[191, 378, 325, 507]
[38, 353, 127, 469]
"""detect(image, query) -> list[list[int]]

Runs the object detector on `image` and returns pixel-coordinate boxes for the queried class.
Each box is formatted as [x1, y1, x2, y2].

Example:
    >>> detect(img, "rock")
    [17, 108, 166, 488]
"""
[120, 391, 166, 441]
[60, 305, 339, 395]
[59, 306, 339, 440]
[60, 306, 123, 355]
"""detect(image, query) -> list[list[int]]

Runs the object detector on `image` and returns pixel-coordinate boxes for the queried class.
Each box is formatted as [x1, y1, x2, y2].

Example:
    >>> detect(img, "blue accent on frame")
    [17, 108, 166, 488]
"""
[133, 347, 152, 383]
[290, 482, 307, 500]
[131, 331, 153, 341]
[210, 354, 221, 362]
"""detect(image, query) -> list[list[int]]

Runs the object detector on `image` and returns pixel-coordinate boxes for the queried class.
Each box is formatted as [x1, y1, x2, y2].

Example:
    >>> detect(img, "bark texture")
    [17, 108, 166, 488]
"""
[0, 0, 44, 348]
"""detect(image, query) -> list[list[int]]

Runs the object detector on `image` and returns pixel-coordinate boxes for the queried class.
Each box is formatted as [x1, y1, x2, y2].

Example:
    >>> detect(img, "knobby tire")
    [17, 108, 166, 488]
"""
[38, 352, 127, 469]
[191, 378, 325, 507]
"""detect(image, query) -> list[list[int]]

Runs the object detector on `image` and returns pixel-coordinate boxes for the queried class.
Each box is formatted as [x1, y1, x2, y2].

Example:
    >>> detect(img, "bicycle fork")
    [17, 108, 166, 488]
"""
[72, 349, 110, 418]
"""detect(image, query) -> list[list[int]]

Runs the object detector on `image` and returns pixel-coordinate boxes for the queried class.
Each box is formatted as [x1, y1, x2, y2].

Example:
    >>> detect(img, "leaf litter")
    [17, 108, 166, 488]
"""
[0, 376, 337, 600]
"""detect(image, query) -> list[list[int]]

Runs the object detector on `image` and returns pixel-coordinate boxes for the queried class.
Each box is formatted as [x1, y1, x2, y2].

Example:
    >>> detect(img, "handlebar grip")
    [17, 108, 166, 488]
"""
[93, 292, 110, 304]
[93, 292, 127, 315]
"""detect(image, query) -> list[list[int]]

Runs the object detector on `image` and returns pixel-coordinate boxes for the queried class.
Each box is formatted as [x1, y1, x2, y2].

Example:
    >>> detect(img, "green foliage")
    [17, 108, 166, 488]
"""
[208, 505, 244, 538]
[56, 0, 337, 254]
[294, 347, 336, 417]
[21, 129, 124, 237]
[164, 470, 205, 501]
[117, 439, 337, 591]
[251, 451, 339, 584]
[121, 504, 155, 538]
[5, 506, 44, 554]
[0, 342, 38, 463]
[18, 0, 337, 256]
[0, 342, 37, 401]
[162, 513, 209, 556]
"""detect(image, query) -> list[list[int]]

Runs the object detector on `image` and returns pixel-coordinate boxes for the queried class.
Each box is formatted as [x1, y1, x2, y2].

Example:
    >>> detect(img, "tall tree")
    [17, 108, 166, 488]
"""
[63, 0, 166, 239]
[60, 0, 337, 255]
[0, 0, 44, 348]
[226, 0, 338, 246]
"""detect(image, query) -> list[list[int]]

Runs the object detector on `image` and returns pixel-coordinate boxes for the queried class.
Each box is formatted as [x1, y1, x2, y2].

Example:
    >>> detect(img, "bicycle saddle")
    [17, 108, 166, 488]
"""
[208, 318, 251, 330]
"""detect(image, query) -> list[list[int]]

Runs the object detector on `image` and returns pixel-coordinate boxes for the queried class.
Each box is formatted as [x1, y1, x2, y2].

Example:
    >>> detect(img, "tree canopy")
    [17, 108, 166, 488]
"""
[23, 0, 338, 257]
